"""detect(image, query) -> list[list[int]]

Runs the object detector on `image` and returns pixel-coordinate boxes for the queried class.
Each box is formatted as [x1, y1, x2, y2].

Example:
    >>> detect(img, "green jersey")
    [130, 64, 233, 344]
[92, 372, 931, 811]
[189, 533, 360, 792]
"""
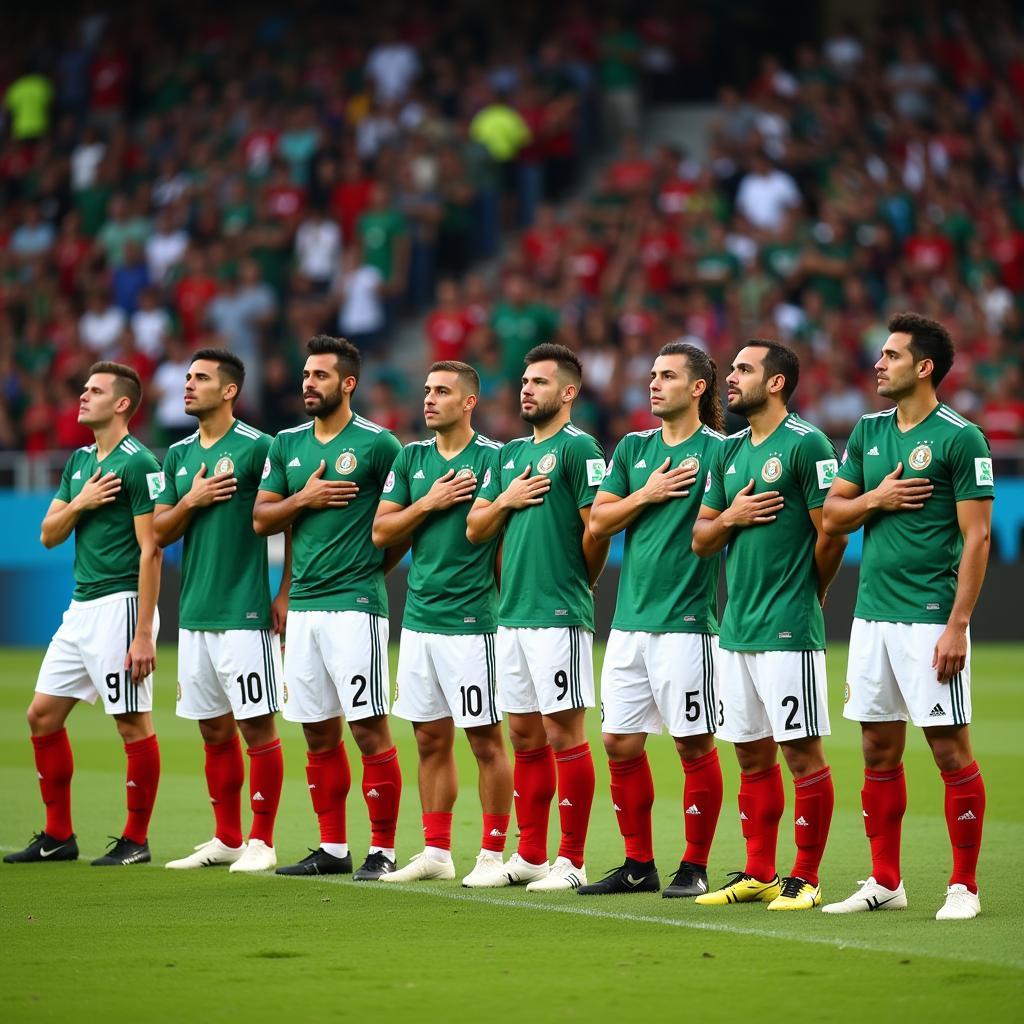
[56, 435, 162, 601]
[383, 433, 502, 634]
[601, 425, 725, 634]
[703, 413, 838, 651]
[478, 422, 606, 630]
[261, 413, 401, 613]
[161, 420, 273, 631]
[837, 403, 995, 624]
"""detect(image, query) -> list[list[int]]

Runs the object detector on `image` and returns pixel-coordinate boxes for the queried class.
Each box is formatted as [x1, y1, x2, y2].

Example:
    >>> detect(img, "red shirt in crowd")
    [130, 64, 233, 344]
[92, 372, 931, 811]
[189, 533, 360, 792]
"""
[639, 226, 683, 293]
[905, 233, 954, 274]
[175, 275, 218, 341]
[90, 53, 129, 110]
[331, 178, 374, 241]
[425, 308, 473, 362]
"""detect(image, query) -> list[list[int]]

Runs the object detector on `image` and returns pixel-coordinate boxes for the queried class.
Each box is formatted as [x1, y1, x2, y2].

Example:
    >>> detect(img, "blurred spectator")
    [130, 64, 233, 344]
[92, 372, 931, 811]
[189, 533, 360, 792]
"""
[337, 248, 385, 353]
[4, 65, 54, 141]
[79, 289, 126, 356]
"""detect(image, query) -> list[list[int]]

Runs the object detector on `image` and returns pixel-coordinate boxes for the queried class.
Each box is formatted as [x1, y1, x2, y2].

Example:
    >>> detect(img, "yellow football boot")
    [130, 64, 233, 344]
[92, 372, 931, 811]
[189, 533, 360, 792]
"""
[694, 871, 782, 905]
[766, 875, 822, 911]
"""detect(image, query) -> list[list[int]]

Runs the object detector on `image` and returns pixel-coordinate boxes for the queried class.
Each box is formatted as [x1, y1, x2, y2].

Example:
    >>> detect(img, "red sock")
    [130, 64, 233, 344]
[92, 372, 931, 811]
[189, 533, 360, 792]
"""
[204, 736, 244, 848]
[481, 813, 510, 853]
[609, 753, 654, 862]
[123, 734, 160, 845]
[306, 743, 351, 844]
[941, 760, 986, 894]
[790, 765, 834, 886]
[555, 742, 595, 868]
[862, 764, 906, 890]
[514, 745, 556, 864]
[423, 811, 453, 850]
[31, 729, 74, 841]
[681, 747, 723, 867]
[247, 739, 283, 846]
[361, 747, 402, 849]
[738, 764, 785, 882]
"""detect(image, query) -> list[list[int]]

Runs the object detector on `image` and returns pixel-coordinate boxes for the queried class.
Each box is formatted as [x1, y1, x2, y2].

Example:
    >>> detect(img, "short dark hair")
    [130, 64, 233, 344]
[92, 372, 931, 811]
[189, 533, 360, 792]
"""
[658, 341, 725, 433]
[524, 343, 582, 387]
[191, 348, 245, 398]
[429, 360, 480, 396]
[744, 339, 800, 402]
[888, 311, 955, 388]
[307, 335, 361, 382]
[88, 361, 143, 418]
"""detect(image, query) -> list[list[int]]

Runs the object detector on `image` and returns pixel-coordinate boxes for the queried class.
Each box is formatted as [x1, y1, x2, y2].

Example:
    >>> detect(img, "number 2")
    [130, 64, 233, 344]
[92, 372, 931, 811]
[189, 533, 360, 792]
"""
[351, 675, 368, 707]
[782, 695, 801, 731]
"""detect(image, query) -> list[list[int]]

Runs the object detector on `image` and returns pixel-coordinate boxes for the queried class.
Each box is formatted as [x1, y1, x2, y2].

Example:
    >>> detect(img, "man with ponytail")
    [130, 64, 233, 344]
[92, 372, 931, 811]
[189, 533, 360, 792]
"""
[579, 342, 726, 897]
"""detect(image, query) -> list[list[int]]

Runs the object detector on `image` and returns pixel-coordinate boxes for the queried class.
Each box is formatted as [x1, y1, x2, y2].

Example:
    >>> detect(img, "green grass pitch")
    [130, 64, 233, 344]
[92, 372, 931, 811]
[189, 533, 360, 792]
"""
[1, 643, 1021, 1022]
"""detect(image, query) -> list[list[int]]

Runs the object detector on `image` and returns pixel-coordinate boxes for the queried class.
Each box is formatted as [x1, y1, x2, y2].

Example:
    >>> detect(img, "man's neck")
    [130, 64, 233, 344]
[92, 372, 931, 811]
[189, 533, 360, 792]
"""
[746, 402, 789, 444]
[660, 409, 702, 446]
[197, 408, 236, 445]
[895, 388, 939, 431]
[315, 403, 353, 442]
[532, 407, 571, 443]
[93, 420, 129, 459]
[435, 420, 474, 458]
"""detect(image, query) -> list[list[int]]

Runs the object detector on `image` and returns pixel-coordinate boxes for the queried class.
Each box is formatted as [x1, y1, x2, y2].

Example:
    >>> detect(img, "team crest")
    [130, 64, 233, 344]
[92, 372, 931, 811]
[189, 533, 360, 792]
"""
[843, 683, 850, 704]
[336, 451, 358, 475]
[176, 683, 182, 702]
[455, 467, 475, 479]
[282, 683, 289, 704]
[679, 456, 700, 475]
[909, 444, 932, 471]
[761, 457, 783, 483]
[214, 456, 234, 476]
[537, 452, 557, 474]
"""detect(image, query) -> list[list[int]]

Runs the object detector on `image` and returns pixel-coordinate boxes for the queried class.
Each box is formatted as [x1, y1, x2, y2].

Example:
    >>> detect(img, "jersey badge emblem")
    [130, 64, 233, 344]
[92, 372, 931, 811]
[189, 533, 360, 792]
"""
[537, 452, 557, 474]
[761, 457, 783, 483]
[336, 451, 358, 475]
[214, 456, 234, 476]
[908, 444, 932, 471]
[455, 467, 475, 479]
[679, 456, 700, 475]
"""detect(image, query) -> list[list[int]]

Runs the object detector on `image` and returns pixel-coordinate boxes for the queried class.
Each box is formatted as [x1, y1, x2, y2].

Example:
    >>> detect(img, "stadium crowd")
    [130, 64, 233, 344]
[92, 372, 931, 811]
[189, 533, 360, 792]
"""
[2, 5, 1024, 456]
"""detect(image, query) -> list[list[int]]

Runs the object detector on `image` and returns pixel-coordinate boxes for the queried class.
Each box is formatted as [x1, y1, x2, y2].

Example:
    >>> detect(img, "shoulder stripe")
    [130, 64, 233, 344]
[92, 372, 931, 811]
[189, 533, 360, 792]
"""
[939, 405, 969, 427]
[701, 426, 726, 440]
[78, 443, 97, 452]
[474, 437, 502, 449]
[784, 419, 813, 433]
[407, 438, 434, 448]
[936, 409, 967, 430]
[353, 415, 383, 433]
[863, 408, 897, 419]
[278, 421, 314, 435]
[563, 424, 583, 436]
[626, 428, 659, 438]
[234, 422, 262, 439]
[169, 431, 200, 448]
[120, 439, 139, 453]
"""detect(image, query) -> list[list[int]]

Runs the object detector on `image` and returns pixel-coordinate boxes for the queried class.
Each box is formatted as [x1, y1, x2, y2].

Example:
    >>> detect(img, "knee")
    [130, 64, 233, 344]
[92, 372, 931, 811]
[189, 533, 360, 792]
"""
[467, 731, 505, 765]
[415, 730, 452, 762]
[603, 734, 642, 761]
[675, 735, 715, 762]
[26, 704, 50, 735]
[929, 741, 967, 774]
[349, 716, 392, 757]
[862, 733, 901, 771]
[114, 714, 151, 743]
[238, 716, 277, 749]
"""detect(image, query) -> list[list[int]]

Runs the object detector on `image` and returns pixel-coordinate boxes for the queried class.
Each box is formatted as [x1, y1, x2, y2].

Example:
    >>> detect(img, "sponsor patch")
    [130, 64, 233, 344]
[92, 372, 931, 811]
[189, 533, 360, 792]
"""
[383, 470, 396, 494]
[146, 472, 166, 500]
[816, 458, 838, 489]
[586, 458, 605, 486]
[975, 457, 994, 486]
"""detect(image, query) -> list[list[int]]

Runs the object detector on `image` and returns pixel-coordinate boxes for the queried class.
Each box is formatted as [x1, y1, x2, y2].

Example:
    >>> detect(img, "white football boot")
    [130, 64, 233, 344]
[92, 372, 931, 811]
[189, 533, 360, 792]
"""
[165, 837, 245, 869]
[526, 855, 587, 892]
[822, 877, 908, 914]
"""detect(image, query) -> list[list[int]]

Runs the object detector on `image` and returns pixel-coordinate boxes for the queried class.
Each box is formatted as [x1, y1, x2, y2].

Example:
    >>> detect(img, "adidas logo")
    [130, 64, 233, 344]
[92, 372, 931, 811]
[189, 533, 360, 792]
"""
[634, 459, 647, 469]
[685, 804, 701, 816]
[795, 816, 810, 827]
[308, 783, 316, 789]
[253, 792, 265, 802]
[929, 703, 945, 718]
[413, 470, 425, 479]
[867, 446, 880, 456]
[957, 809, 977, 822]
[126, 780, 138, 788]
[37, 771, 44, 780]
[863, 810, 869, 817]
[726, 463, 737, 475]
[613, 803, 622, 812]
[504, 459, 516, 470]
[366, 788, 380, 799]
[288, 457, 301, 467]
[177, 466, 188, 476]
[488, 828, 507, 837]
[513, 789, 520, 798]
[739, 811, 748, 821]
[559, 798, 573, 807]
[72, 470, 82, 480]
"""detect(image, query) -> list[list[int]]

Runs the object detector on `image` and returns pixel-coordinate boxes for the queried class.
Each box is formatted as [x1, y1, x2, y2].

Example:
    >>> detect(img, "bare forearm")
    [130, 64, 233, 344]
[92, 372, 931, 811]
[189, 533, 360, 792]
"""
[589, 493, 646, 541]
[467, 500, 509, 544]
[153, 500, 195, 547]
[822, 492, 877, 536]
[135, 545, 162, 636]
[814, 535, 847, 601]
[583, 532, 611, 587]
[948, 531, 990, 629]
[692, 513, 734, 557]
[254, 494, 305, 535]
[372, 501, 431, 548]
[382, 540, 411, 574]
[41, 505, 81, 548]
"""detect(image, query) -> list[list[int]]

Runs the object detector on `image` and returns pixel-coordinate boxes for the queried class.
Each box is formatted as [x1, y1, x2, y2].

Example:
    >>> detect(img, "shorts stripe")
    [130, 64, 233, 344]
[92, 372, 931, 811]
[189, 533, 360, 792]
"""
[367, 615, 378, 716]
[802, 652, 819, 737]
[371, 615, 385, 717]
[261, 630, 279, 713]
[950, 671, 964, 726]
[701, 634, 714, 735]
[570, 628, 582, 708]
[484, 634, 499, 725]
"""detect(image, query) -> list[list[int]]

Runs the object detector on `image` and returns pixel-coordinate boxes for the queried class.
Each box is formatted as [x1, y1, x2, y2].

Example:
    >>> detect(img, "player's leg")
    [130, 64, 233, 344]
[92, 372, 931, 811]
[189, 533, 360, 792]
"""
[233, 712, 283, 872]
[578, 629, 659, 896]
[824, 619, 910, 914]
[497, 626, 554, 885]
[697, 650, 782, 905]
[527, 627, 597, 892]
[461, 721, 513, 887]
[276, 611, 352, 876]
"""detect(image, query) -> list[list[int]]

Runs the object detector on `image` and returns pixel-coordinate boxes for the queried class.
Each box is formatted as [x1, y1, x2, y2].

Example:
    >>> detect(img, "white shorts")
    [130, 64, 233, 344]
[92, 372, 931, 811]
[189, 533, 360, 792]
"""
[601, 630, 719, 738]
[393, 630, 501, 729]
[35, 592, 160, 716]
[496, 626, 595, 716]
[177, 628, 283, 721]
[717, 649, 829, 743]
[845, 618, 972, 728]
[282, 610, 390, 724]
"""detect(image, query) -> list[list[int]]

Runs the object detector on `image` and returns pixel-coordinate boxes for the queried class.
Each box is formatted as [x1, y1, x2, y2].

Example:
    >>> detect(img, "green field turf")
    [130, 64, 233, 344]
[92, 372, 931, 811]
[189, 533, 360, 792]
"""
[1, 643, 1021, 1023]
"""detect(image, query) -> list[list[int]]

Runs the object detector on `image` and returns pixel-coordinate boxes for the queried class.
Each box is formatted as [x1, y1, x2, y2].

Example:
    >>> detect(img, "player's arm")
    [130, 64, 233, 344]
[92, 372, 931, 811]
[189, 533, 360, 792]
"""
[253, 460, 359, 536]
[808, 506, 847, 605]
[579, 504, 610, 587]
[822, 465, 934, 536]
[127, 512, 162, 683]
[466, 466, 551, 544]
[271, 528, 292, 635]
[40, 470, 122, 548]
[372, 469, 479, 548]
[692, 480, 784, 557]
[589, 457, 699, 540]
[933, 498, 992, 683]
[382, 539, 411, 574]
[153, 464, 238, 547]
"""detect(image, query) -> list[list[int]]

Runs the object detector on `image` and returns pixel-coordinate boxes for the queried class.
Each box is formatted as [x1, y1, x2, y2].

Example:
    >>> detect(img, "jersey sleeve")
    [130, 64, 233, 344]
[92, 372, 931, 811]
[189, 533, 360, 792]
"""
[948, 425, 996, 501]
[478, 445, 506, 502]
[796, 431, 840, 511]
[836, 418, 865, 490]
[126, 451, 163, 516]
[702, 442, 727, 512]
[372, 430, 403, 488]
[567, 433, 607, 510]
[382, 446, 411, 507]
[160, 446, 181, 504]
[250, 433, 272, 483]
[261, 434, 289, 496]
[598, 437, 630, 497]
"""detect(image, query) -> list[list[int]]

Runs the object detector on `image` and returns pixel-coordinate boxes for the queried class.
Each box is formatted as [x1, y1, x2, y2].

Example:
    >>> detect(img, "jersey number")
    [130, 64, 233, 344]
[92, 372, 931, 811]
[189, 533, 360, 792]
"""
[236, 672, 263, 705]
[105, 671, 128, 705]
[781, 695, 801, 731]
[684, 690, 701, 723]
[554, 670, 569, 702]
[460, 685, 483, 718]
[351, 675, 368, 707]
